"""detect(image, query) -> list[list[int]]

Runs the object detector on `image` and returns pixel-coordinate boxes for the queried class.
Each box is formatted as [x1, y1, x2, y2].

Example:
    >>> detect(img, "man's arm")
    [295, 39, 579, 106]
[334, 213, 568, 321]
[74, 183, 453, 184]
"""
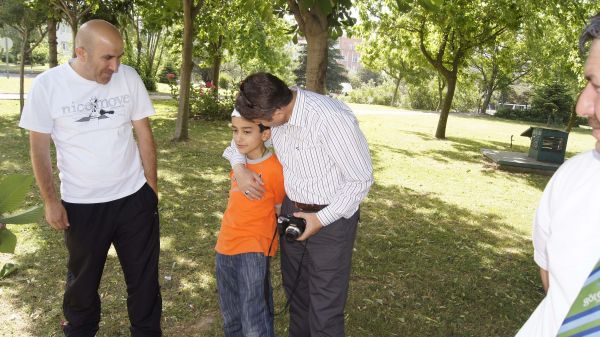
[29, 131, 69, 230]
[540, 268, 549, 293]
[223, 140, 265, 199]
[132, 118, 158, 194]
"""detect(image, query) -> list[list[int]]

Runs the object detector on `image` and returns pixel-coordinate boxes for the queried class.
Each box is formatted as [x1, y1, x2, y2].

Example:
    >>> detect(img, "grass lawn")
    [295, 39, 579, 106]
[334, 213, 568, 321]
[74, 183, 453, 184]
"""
[0, 99, 595, 336]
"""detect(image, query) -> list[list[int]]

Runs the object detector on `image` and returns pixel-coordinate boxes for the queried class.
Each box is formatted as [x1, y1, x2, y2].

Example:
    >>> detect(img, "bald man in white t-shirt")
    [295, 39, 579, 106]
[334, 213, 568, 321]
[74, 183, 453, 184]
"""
[19, 20, 161, 337]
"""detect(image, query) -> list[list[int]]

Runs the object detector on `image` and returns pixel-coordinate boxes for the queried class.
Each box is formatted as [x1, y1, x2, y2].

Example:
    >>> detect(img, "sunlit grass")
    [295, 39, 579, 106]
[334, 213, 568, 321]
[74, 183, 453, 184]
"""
[1, 99, 595, 336]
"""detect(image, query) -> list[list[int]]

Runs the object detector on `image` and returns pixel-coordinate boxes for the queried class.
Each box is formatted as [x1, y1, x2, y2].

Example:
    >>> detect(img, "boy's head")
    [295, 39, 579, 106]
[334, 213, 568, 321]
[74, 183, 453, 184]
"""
[231, 109, 271, 160]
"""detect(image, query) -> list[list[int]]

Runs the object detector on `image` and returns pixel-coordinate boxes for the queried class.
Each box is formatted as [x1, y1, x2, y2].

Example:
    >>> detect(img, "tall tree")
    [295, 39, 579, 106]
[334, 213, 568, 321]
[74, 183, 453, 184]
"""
[283, 0, 354, 93]
[51, 0, 97, 57]
[471, 34, 531, 114]
[361, 0, 523, 139]
[173, 0, 204, 142]
[294, 40, 349, 94]
[355, 12, 430, 106]
[0, 0, 48, 114]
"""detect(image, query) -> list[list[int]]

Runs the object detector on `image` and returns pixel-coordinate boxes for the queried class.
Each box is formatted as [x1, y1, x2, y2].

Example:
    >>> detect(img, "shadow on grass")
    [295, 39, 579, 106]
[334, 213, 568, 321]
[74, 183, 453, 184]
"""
[1, 107, 544, 337]
[349, 182, 543, 337]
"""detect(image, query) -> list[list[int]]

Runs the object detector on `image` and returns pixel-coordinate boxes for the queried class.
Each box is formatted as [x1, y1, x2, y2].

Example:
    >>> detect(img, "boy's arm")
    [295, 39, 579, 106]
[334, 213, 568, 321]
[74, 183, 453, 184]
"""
[223, 139, 265, 199]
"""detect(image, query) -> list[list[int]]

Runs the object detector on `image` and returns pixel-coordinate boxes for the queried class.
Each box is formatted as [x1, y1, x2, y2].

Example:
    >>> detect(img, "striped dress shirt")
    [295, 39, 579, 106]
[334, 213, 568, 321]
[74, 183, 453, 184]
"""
[224, 88, 374, 226]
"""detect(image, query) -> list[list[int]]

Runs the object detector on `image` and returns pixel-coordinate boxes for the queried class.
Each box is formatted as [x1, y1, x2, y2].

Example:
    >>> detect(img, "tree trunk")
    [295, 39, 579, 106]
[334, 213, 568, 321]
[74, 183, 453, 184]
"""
[435, 73, 457, 139]
[48, 18, 58, 68]
[19, 30, 29, 116]
[481, 85, 494, 115]
[565, 91, 582, 133]
[304, 31, 328, 94]
[174, 0, 195, 142]
[436, 76, 445, 112]
[70, 22, 77, 58]
[391, 76, 401, 106]
[209, 35, 223, 96]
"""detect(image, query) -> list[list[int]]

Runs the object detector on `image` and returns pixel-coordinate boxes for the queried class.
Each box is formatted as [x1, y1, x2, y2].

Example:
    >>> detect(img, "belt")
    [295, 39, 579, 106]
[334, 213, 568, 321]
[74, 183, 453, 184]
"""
[292, 201, 328, 212]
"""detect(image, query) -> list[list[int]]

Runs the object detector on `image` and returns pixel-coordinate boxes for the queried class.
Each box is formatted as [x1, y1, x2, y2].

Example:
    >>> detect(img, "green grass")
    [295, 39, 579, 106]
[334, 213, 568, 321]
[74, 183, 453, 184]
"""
[0, 100, 595, 336]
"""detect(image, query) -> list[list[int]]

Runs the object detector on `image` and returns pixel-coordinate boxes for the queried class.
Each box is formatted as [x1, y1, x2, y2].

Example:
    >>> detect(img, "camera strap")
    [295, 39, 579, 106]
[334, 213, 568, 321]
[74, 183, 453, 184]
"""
[264, 224, 278, 316]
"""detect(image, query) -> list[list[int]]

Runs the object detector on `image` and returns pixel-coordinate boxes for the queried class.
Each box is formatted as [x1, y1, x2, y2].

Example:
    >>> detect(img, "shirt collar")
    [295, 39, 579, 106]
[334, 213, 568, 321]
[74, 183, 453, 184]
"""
[287, 87, 308, 127]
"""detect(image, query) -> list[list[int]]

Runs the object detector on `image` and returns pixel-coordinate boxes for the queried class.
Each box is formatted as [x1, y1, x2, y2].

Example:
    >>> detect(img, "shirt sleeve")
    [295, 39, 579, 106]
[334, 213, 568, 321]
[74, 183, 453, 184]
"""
[223, 139, 246, 167]
[126, 67, 155, 121]
[272, 158, 285, 206]
[316, 114, 374, 226]
[532, 175, 556, 271]
[18, 77, 53, 133]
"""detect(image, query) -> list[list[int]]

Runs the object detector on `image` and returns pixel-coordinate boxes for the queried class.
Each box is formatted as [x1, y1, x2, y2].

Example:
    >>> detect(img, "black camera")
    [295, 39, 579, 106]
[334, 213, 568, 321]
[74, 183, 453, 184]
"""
[277, 215, 306, 242]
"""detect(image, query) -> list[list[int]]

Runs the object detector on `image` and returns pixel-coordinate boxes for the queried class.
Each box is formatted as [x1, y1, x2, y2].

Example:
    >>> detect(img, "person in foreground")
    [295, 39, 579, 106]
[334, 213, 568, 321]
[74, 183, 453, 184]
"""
[516, 13, 600, 337]
[215, 110, 284, 337]
[19, 20, 161, 336]
[223, 72, 374, 336]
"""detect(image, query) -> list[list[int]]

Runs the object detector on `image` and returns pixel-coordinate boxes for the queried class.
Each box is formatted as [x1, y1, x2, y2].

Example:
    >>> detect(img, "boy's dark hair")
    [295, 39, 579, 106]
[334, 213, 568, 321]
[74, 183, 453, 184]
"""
[580, 12, 600, 56]
[258, 124, 270, 133]
[235, 72, 293, 120]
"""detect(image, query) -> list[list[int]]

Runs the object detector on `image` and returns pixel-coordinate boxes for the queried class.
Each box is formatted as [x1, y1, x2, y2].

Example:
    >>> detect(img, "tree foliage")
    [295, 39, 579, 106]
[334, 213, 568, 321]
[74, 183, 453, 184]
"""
[0, 0, 48, 113]
[281, 0, 355, 93]
[294, 40, 349, 94]
[359, 0, 526, 138]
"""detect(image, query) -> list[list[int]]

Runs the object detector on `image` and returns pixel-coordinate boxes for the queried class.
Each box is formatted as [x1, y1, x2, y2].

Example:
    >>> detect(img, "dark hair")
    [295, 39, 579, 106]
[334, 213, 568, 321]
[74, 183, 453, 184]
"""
[580, 12, 600, 55]
[258, 124, 270, 133]
[235, 72, 293, 120]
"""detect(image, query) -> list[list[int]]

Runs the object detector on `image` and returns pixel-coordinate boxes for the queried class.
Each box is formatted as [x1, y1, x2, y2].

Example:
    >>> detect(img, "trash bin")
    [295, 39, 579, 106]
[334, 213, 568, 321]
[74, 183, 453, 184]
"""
[520, 127, 569, 164]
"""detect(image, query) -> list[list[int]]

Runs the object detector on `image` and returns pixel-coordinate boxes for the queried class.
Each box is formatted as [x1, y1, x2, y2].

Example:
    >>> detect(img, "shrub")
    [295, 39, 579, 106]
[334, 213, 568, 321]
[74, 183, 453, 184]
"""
[495, 82, 575, 126]
[218, 73, 234, 90]
[159, 63, 179, 84]
[170, 83, 234, 121]
[405, 81, 438, 111]
[529, 82, 574, 125]
[344, 80, 396, 106]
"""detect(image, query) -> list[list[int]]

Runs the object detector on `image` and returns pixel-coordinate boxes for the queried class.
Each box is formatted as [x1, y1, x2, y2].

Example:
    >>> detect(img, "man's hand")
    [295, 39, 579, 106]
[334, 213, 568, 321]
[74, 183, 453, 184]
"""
[294, 212, 323, 241]
[44, 199, 69, 230]
[233, 164, 265, 200]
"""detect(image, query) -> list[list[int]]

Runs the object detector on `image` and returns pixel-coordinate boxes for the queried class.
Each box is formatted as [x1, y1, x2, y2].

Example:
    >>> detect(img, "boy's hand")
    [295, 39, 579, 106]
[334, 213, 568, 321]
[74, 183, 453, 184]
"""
[294, 212, 323, 241]
[232, 164, 265, 200]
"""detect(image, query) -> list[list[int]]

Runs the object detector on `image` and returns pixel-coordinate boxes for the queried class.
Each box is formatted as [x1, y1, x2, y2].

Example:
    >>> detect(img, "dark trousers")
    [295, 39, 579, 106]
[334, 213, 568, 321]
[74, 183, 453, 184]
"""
[61, 183, 162, 337]
[280, 197, 359, 337]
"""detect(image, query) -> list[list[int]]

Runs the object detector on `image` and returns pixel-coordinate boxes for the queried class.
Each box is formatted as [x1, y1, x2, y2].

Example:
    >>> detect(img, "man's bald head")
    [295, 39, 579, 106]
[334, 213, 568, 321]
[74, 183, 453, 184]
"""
[72, 20, 124, 84]
[75, 19, 123, 52]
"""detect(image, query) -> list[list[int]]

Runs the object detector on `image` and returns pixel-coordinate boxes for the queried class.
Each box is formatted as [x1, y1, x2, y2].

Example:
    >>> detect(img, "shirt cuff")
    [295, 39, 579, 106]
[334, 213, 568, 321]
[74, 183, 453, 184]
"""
[316, 207, 338, 226]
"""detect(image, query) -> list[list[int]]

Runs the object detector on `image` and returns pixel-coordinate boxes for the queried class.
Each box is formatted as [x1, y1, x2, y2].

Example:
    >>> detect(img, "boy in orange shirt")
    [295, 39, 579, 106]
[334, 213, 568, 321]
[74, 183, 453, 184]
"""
[215, 110, 284, 337]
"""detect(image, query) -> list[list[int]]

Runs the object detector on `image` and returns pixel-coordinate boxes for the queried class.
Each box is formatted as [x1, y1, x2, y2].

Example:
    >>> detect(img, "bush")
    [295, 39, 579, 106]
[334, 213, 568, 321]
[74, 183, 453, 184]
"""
[529, 82, 574, 125]
[159, 63, 178, 84]
[495, 82, 575, 126]
[405, 81, 438, 111]
[344, 80, 396, 106]
[218, 73, 235, 90]
[452, 81, 480, 113]
[170, 83, 235, 121]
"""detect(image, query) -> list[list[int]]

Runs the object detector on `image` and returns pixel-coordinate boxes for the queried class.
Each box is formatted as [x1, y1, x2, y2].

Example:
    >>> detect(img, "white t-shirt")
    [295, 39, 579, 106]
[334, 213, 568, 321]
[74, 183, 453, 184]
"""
[19, 62, 155, 203]
[516, 150, 600, 337]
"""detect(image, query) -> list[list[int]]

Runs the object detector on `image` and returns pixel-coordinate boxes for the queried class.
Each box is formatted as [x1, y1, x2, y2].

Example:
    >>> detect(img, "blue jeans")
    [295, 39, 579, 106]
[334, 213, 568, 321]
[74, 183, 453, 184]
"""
[216, 252, 274, 337]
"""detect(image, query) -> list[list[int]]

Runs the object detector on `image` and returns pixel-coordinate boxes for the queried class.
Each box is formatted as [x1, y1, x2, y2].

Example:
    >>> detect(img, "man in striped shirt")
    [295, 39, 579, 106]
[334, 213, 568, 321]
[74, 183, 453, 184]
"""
[223, 72, 373, 336]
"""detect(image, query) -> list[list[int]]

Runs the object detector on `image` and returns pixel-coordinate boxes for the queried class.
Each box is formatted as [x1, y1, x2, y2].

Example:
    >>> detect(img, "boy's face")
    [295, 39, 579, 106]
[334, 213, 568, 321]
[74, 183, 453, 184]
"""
[231, 117, 270, 159]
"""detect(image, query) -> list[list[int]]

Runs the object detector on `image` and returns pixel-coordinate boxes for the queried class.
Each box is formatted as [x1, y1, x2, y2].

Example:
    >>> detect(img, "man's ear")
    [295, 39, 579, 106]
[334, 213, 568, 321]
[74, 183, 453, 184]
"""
[75, 47, 87, 61]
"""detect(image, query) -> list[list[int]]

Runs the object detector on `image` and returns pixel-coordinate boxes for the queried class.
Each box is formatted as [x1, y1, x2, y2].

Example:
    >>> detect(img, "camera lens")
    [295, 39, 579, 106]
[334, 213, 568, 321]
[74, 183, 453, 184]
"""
[285, 226, 301, 241]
